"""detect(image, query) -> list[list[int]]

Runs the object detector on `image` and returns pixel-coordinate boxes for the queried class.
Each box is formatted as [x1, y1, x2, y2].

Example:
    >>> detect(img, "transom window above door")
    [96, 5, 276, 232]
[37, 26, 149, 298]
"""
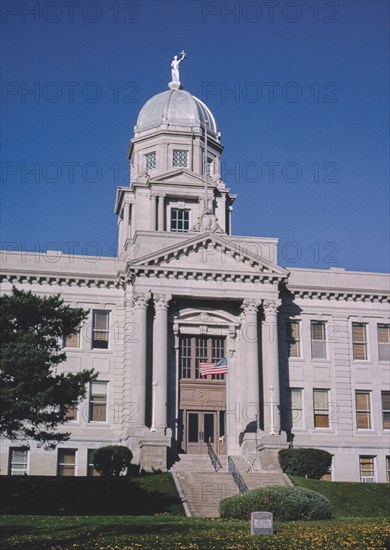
[180, 336, 225, 380]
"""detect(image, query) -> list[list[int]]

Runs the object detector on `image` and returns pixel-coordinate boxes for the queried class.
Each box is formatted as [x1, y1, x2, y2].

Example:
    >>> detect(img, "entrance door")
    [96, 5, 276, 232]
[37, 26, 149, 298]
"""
[186, 411, 217, 454]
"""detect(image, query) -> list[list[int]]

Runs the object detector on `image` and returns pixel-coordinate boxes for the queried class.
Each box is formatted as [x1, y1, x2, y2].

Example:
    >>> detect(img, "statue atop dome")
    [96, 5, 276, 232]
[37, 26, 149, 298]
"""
[169, 51, 186, 90]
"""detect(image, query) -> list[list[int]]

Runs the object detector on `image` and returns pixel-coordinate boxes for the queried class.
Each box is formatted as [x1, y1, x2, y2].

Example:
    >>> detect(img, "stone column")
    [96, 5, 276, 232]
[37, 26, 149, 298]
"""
[158, 194, 165, 231]
[262, 299, 281, 434]
[150, 194, 157, 230]
[153, 293, 171, 430]
[131, 292, 150, 426]
[241, 299, 260, 430]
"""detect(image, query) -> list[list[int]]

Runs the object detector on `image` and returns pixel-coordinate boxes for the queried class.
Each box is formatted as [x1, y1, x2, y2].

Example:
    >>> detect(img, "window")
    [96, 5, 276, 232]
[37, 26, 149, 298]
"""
[173, 149, 188, 168]
[382, 391, 390, 430]
[311, 321, 327, 359]
[179, 336, 226, 381]
[144, 151, 156, 170]
[285, 321, 301, 358]
[87, 449, 101, 477]
[386, 456, 390, 483]
[313, 389, 329, 428]
[378, 325, 390, 361]
[9, 448, 28, 476]
[321, 458, 333, 481]
[92, 311, 110, 349]
[58, 449, 76, 476]
[355, 391, 371, 429]
[89, 381, 108, 422]
[63, 330, 80, 348]
[64, 402, 78, 422]
[170, 208, 190, 232]
[287, 389, 303, 428]
[352, 323, 368, 360]
[359, 456, 375, 482]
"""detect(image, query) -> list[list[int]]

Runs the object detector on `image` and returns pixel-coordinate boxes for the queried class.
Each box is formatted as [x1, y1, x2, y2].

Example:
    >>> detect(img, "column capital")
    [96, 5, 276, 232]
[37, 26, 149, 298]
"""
[263, 298, 281, 316]
[153, 293, 172, 310]
[131, 291, 151, 308]
[241, 298, 260, 315]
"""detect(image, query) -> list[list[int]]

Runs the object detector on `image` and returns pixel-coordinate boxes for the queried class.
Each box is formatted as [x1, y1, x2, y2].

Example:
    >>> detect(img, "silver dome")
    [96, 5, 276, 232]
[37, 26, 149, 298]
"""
[136, 89, 217, 135]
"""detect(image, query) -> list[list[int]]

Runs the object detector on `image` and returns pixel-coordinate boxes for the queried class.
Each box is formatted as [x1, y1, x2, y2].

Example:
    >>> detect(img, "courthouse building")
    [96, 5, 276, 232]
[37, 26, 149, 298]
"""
[1, 62, 389, 482]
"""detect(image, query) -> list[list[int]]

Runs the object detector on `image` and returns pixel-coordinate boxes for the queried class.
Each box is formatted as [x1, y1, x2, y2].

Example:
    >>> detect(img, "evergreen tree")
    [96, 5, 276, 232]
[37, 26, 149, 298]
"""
[0, 287, 96, 448]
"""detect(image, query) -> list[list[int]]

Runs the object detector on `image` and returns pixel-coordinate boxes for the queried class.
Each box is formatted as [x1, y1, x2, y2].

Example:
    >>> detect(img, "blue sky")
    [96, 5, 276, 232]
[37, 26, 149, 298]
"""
[1, 0, 389, 271]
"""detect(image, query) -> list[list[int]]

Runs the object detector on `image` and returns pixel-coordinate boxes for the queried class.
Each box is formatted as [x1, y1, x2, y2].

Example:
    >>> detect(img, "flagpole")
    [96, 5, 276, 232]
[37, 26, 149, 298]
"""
[204, 120, 208, 211]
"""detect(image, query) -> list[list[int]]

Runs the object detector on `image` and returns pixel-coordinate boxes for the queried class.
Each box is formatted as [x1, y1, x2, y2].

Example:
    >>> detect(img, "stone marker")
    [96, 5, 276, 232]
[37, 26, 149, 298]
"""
[251, 511, 273, 535]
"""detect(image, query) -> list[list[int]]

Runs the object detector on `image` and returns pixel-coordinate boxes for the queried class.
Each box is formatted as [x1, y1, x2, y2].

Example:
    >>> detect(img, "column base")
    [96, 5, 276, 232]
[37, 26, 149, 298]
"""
[138, 433, 171, 473]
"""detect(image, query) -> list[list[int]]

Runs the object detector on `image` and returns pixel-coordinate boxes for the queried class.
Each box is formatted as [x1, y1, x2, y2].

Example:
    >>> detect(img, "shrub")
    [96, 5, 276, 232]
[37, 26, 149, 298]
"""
[279, 448, 332, 479]
[219, 486, 332, 521]
[92, 445, 133, 476]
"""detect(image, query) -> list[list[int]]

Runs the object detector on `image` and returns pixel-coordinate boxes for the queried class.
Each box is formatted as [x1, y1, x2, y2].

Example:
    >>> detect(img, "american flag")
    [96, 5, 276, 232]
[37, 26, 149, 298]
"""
[199, 357, 228, 376]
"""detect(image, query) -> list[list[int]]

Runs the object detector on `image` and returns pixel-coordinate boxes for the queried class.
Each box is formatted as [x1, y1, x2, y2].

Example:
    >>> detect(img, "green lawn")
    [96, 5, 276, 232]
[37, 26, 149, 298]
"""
[0, 515, 389, 549]
[291, 476, 390, 518]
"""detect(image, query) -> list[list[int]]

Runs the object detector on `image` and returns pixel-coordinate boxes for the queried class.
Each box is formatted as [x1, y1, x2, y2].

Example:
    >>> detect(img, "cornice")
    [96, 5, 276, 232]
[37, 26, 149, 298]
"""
[0, 271, 121, 290]
[288, 286, 389, 303]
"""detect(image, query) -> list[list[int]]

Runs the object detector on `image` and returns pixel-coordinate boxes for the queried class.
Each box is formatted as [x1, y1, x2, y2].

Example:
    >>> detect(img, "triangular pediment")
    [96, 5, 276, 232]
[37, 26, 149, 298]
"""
[150, 169, 208, 187]
[128, 233, 288, 281]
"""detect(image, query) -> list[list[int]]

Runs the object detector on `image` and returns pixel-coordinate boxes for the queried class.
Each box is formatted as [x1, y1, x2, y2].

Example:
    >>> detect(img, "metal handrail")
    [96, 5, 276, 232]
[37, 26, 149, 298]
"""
[207, 442, 222, 472]
[228, 456, 249, 493]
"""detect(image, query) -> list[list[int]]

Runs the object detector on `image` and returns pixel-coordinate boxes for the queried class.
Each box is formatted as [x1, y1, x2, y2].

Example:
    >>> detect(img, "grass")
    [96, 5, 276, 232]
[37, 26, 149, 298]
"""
[0, 515, 389, 549]
[291, 476, 390, 518]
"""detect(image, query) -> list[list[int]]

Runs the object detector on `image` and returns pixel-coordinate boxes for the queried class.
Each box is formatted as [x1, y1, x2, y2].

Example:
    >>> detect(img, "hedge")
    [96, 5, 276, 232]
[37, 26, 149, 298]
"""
[279, 448, 332, 479]
[219, 486, 333, 521]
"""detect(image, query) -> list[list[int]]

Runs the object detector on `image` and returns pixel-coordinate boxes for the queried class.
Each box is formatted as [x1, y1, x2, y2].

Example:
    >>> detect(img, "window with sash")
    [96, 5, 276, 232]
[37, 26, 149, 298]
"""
[355, 391, 371, 429]
[87, 449, 101, 477]
[359, 456, 375, 482]
[89, 381, 108, 422]
[382, 391, 390, 430]
[170, 208, 190, 232]
[378, 325, 390, 362]
[287, 388, 303, 428]
[63, 329, 80, 348]
[92, 311, 110, 349]
[311, 321, 327, 359]
[352, 323, 368, 360]
[285, 321, 301, 358]
[386, 456, 390, 483]
[58, 449, 76, 476]
[313, 389, 329, 428]
[9, 448, 28, 476]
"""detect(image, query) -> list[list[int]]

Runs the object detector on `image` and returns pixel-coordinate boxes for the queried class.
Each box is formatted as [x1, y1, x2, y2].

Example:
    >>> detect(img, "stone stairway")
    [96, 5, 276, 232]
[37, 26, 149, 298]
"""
[170, 453, 290, 517]
[170, 454, 238, 517]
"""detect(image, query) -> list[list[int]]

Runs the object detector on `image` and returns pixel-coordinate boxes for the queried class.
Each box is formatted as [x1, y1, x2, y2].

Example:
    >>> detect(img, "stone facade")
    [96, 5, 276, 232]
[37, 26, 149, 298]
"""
[1, 79, 389, 481]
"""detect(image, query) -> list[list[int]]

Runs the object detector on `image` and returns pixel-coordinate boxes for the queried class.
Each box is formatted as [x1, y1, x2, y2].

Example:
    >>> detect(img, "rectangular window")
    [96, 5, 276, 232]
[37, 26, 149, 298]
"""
[144, 151, 156, 170]
[285, 321, 301, 358]
[352, 323, 368, 360]
[386, 456, 390, 483]
[173, 149, 188, 168]
[311, 321, 327, 359]
[58, 449, 76, 476]
[359, 456, 375, 482]
[179, 335, 226, 380]
[313, 389, 329, 428]
[378, 325, 390, 362]
[180, 336, 191, 379]
[382, 391, 390, 430]
[288, 388, 303, 428]
[64, 402, 78, 422]
[355, 391, 371, 429]
[63, 330, 80, 348]
[195, 336, 208, 379]
[87, 449, 101, 477]
[321, 457, 333, 481]
[9, 448, 28, 476]
[170, 208, 190, 232]
[92, 311, 110, 349]
[89, 381, 108, 422]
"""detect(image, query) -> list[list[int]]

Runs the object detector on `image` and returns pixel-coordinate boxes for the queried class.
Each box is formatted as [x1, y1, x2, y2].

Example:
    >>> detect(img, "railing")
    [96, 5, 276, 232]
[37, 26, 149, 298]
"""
[207, 442, 222, 472]
[228, 456, 249, 493]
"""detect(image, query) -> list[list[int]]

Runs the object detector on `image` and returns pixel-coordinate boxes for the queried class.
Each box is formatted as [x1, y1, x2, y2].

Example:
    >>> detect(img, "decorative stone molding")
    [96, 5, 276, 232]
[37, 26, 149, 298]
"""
[241, 298, 260, 315]
[131, 291, 151, 308]
[291, 288, 389, 303]
[263, 298, 282, 315]
[0, 272, 118, 289]
[191, 209, 224, 233]
[153, 293, 172, 310]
